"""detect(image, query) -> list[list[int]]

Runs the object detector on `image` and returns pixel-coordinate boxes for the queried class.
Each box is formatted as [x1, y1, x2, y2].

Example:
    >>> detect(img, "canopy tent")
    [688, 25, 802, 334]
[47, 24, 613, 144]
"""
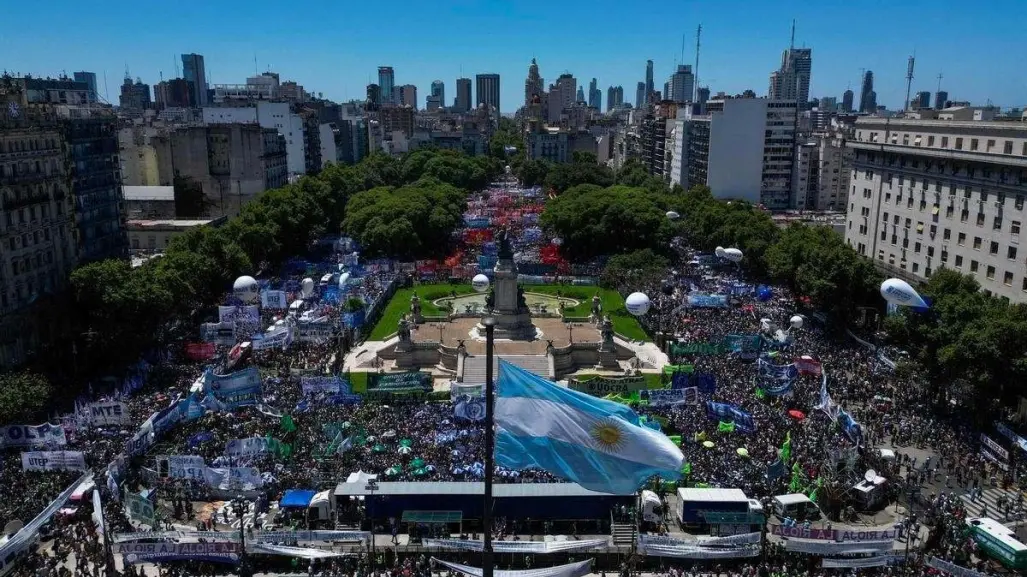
[279, 489, 317, 508]
[345, 471, 377, 485]
[431, 558, 593, 577]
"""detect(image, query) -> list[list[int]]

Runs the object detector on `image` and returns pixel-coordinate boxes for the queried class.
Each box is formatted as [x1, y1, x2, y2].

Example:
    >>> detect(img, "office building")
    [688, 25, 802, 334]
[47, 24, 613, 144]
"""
[645, 60, 654, 104]
[476, 74, 500, 113]
[815, 132, 853, 211]
[525, 59, 543, 108]
[181, 53, 209, 107]
[73, 72, 98, 102]
[381, 106, 415, 138]
[635, 82, 646, 110]
[844, 117, 1027, 302]
[819, 97, 837, 113]
[768, 48, 812, 111]
[378, 67, 395, 104]
[154, 78, 195, 109]
[606, 86, 623, 111]
[912, 91, 931, 110]
[548, 74, 577, 123]
[859, 71, 875, 114]
[666, 65, 695, 105]
[202, 101, 307, 177]
[119, 76, 152, 112]
[431, 80, 445, 109]
[588, 78, 601, 110]
[399, 84, 417, 109]
[934, 91, 949, 110]
[366, 84, 381, 111]
[526, 129, 597, 164]
[455, 78, 472, 112]
[842, 90, 854, 113]
[669, 97, 798, 209]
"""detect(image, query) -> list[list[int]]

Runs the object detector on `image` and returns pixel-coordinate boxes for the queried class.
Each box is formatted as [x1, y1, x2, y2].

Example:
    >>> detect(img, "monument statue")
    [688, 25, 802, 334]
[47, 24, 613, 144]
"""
[410, 292, 422, 322]
[478, 227, 535, 340]
[497, 228, 514, 260]
[397, 314, 412, 344]
[600, 315, 614, 346]
[591, 294, 602, 321]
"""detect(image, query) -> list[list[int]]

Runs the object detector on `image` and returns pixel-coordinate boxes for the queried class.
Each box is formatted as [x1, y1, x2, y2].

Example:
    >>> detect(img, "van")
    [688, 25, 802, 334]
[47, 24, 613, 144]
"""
[772, 493, 822, 521]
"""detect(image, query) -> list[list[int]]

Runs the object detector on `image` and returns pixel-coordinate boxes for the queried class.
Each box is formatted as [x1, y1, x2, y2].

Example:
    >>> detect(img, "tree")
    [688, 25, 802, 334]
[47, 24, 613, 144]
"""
[515, 159, 549, 188]
[0, 372, 53, 424]
[600, 249, 669, 289]
[544, 162, 615, 193]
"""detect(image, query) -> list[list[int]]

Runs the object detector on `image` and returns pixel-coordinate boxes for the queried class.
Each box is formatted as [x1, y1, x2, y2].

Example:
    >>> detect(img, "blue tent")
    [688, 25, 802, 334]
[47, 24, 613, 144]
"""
[279, 489, 317, 508]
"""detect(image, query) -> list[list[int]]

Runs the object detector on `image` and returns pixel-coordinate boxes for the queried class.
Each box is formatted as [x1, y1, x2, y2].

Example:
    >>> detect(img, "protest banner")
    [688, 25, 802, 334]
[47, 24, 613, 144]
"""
[567, 375, 647, 395]
[21, 451, 87, 472]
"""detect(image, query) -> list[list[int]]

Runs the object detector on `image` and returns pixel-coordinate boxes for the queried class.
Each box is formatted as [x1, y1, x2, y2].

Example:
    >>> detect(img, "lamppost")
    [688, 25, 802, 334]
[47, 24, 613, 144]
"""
[482, 316, 496, 577]
[567, 322, 578, 344]
[365, 478, 379, 577]
[231, 495, 251, 577]
[433, 322, 446, 344]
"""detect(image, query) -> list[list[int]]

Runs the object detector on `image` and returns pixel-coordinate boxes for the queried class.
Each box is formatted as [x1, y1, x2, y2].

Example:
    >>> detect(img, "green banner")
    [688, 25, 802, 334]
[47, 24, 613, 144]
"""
[568, 375, 647, 395]
[670, 342, 728, 356]
[124, 493, 155, 527]
[367, 371, 432, 392]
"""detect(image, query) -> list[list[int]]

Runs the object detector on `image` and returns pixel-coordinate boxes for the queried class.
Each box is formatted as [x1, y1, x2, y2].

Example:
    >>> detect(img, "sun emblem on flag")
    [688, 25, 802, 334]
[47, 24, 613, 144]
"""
[590, 418, 625, 451]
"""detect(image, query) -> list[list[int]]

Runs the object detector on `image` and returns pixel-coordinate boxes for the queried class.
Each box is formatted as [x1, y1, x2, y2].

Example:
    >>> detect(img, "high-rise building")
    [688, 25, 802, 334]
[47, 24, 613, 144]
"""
[667, 65, 695, 104]
[818, 97, 837, 112]
[398, 84, 417, 109]
[768, 48, 812, 111]
[548, 74, 576, 123]
[366, 84, 381, 111]
[859, 71, 875, 113]
[588, 78, 601, 110]
[606, 86, 620, 111]
[934, 90, 949, 110]
[476, 73, 500, 113]
[912, 91, 931, 110]
[154, 78, 195, 109]
[524, 59, 543, 108]
[431, 80, 445, 108]
[635, 82, 646, 109]
[455, 78, 472, 112]
[181, 53, 208, 107]
[73, 71, 98, 102]
[841, 89, 854, 113]
[645, 60, 654, 104]
[119, 76, 152, 112]
[576, 86, 585, 103]
[378, 66, 395, 104]
[844, 117, 1027, 302]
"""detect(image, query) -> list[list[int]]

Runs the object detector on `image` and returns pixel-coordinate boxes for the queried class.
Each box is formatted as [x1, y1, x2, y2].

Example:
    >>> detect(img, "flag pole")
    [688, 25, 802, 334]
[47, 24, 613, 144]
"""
[483, 316, 496, 577]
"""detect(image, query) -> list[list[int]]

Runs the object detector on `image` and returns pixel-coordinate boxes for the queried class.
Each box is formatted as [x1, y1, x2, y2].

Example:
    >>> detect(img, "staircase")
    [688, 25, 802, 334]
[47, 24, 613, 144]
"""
[461, 355, 551, 383]
[611, 522, 637, 547]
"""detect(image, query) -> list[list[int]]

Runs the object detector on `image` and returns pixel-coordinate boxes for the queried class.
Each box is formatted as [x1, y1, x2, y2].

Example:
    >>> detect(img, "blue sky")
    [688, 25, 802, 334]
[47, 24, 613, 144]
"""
[4, 0, 1024, 112]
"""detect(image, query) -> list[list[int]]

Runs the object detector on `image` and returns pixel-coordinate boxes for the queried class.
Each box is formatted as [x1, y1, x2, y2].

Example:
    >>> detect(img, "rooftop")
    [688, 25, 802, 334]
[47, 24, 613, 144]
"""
[123, 185, 174, 202]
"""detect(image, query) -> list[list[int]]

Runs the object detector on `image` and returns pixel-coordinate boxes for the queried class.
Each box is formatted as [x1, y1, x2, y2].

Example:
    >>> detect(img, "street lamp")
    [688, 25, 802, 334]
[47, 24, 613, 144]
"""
[567, 322, 578, 344]
[231, 495, 251, 577]
[365, 479, 379, 577]
[433, 322, 446, 344]
[482, 316, 496, 577]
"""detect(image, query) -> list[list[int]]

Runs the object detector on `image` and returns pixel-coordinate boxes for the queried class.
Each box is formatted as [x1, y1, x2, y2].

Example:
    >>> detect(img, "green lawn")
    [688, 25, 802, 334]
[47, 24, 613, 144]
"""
[366, 282, 649, 342]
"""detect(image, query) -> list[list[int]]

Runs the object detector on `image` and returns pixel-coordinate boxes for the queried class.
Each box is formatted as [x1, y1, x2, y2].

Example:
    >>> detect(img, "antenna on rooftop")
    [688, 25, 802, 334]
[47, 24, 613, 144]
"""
[904, 54, 915, 112]
[790, 19, 796, 50]
[693, 24, 702, 101]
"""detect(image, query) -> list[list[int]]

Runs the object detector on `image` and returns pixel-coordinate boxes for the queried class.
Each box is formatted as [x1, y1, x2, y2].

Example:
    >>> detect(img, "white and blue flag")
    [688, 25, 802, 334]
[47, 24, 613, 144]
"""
[495, 360, 684, 494]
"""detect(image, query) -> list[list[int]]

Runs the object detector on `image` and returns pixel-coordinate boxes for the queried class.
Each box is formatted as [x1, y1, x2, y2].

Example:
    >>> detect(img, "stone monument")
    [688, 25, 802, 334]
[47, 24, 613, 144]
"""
[482, 229, 536, 339]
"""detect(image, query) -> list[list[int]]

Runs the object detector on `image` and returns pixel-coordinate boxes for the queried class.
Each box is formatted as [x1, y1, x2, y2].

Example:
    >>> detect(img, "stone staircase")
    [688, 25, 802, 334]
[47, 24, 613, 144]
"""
[611, 522, 637, 547]
[461, 354, 551, 383]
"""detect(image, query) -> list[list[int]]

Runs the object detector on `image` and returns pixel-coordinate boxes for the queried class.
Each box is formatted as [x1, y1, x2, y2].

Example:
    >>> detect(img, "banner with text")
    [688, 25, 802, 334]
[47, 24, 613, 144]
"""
[21, 451, 87, 472]
[567, 375, 647, 395]
[208, 367, 262, 408]
[86, 401, 132, 427]
[0, 423, 68, 448]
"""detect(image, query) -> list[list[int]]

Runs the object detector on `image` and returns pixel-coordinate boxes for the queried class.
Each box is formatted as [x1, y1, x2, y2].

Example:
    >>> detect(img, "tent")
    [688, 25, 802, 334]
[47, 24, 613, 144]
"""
[279, 489, 317, 509]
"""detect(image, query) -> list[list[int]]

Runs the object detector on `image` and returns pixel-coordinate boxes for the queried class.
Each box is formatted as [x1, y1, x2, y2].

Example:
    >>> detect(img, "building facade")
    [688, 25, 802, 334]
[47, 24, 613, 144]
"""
[455, 78, 472, 112]
[182, 53, 209, 107]
[154, 78, 195, 109]
[667, 65, 695, 104]
[768, 48, 812, 111]
[203, 101, 307, 177]
[843, 117, 1027, 301]
[378, 67, 395, 105]
[476, 74, 501, 114]
[398, 84, 417, 109]
[73, 72, 98, 102]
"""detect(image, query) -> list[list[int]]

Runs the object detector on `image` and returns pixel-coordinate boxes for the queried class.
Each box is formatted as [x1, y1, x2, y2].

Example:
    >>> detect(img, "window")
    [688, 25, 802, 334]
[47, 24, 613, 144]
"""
[971, 260, 979, 272]
[912, 263, 919, 273]
[958, 232, 966, 245]
[927, 246, 935, 257]
[990, 241, 999, 255]
[941, 249, 948, 262]
[986, 265, 995, 280]
[942, 136, 949, 147]
[955, 255, 963, 267]
[1014, 220, 1022, 235]
[971, 139, 979, 151]
[943, 228, 951, 240]
[1009, 246, 1018, 260]
[914, 242, 922, 253]
[961, 209, 969, 222]
[994, 216, 1003, 230]
[956, 138, 963, 150]
[977, 213, 986, 226]
[973, 237, 982, 250]
[1017, 196, 1024, 210]
[1005, 141, 1014, 155]
[928, 136, 935, 147]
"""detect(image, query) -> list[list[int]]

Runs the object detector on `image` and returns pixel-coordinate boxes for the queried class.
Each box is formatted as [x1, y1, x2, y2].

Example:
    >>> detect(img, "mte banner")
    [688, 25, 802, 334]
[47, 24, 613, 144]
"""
[0, 423, 68, 447]
[567, 375, 647, 395]
[22, 451, 87, 472]
[86, 401, 132, 426]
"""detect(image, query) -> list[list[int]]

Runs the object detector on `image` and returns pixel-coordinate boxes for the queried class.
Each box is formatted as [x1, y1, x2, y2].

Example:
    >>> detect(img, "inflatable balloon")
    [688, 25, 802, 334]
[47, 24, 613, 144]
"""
[666, 210, 680, 220]
[790, 315, 803, 329]
[715, 246, 726, 258]
[625, 292, 651, 316]
[723, 248, 744, 262]
[338, 272, 350, 290]
[472, 274, 490, 293]
[551, 237, 563, 246]
[301, 278, 315, 298]
[760, 318, 772, 332]
[233, 276, 259, 303]
[880, 278, 929, 308]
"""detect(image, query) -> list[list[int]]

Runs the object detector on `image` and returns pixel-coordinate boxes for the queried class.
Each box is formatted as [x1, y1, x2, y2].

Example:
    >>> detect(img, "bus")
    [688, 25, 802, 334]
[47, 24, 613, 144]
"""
[966, 517, 1027, 570]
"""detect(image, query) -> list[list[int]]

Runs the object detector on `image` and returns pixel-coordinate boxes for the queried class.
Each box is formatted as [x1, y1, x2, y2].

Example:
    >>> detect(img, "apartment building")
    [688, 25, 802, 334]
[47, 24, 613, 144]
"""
[844, 117, 1027, 302]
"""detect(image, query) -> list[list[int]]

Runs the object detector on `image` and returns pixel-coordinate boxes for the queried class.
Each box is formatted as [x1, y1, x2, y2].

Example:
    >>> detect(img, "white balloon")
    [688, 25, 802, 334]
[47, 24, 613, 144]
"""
[715, 246, 726, 258]
[723, 248, 744, 262]
[472, 274, 490, 293]
[666, 210, 680, 220]
[625, 292, 651, 316]
[760, 318, 772, 332]
[338, 272, 350, 290]
[880, 278, 928, 308]
[551, 237, 563, 246]
[790, 315, 804, 329]
[233, 276, 259, 303]
[301, 278, 315, 298]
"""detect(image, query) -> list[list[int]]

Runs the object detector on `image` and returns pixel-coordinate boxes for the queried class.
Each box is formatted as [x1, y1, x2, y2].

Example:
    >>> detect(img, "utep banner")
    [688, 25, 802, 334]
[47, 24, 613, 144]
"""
[86, 401, 132, 426]
[118, 542, 242, 564]
[261, 290, 287, 309]
[22, 451, 87, 472]
[687, 294, 729, 308]
[705, 401, 755, 433]
[0, 423, 68, 447]
[209, 367, 262, 408]
[366, 372, 432, 392]
[300, 376, 350, 396]
[218, 305, 260, 325]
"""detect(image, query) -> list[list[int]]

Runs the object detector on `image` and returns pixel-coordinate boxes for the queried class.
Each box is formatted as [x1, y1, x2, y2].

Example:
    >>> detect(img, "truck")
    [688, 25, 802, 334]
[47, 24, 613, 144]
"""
[676, 487, 751, 528]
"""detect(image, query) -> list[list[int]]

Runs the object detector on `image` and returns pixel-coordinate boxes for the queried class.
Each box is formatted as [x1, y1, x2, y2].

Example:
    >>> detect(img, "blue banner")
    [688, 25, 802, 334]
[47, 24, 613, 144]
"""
[706, 401, 755, 433]
[150, 402, 185, 436]
[300, 376, 350, 396]
[208, 367, 261, 409]
[342, 309, 366, 328]
[688, 294, 729, 308]
[757, 358, 798, 396]
[838, 409, 863, 446]
[187, 432, 215, 448]
[670, 372, 716, 394]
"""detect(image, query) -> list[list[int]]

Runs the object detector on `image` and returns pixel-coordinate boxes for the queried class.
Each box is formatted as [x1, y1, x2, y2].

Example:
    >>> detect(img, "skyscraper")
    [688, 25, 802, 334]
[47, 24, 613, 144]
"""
[476, 73, 500, 113]
[841, 89, 854, 113]
[548, 74, 576, 122]
[524, 58, 543, 107]
[913, 91, 931, 110]
[607, 86, 617, 112]
[73, 71, 98, 102]
[181, 53, 208, 106]
[636, 82, 646, 109]
[859, 71, 875, 113]
[455, 78, 472, 112]
[768, 47, 812, 110]
[645, 60, 654, 104]
[431, 80, 445, 107]
[366, 84, 381, 111]
[378, 67, 395, 104]
[399, 84, 418, 108]
[576, 86, 585, 103]
[667, 65, 695, 104]
[588, 78, 601, 110]
[934, 91, 949, 110]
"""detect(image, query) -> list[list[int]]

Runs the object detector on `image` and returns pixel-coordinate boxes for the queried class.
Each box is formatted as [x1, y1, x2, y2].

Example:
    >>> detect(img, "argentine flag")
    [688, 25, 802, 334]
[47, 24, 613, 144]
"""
[495, 360, 684, 494]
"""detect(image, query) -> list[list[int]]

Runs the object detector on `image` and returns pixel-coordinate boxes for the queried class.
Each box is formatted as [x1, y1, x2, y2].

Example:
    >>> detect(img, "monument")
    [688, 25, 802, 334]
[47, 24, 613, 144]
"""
[480, 229, 537, 340]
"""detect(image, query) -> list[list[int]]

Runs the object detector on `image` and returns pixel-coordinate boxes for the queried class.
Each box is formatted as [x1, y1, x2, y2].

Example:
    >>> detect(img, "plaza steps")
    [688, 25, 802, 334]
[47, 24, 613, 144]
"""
[461, 354, 551, 384]
[611, 522, 637, 546]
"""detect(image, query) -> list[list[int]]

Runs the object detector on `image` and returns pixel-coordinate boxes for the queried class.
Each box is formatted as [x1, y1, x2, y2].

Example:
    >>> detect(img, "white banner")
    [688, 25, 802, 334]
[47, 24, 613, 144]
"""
[167, 455, 207, 481]
[785, 539, 894, 555]
[981, 449, 1010, 471]
[981, 433, 1009, 461]
[247, 543, 352, 559]
[251, 325, 292, 350]
[450, 383, 485, 398]
[928, 557, 990, 577]
[224, 437, 269, 457]
[697, 532, 762, 546]
[0, 423, 67, 447]
[252, 530, 371, 543]
[206, 467, 263, 490]
[822, 555, 901, 568]
[92, 490, 104, 534]
[431, 558, 594, 577]
[219, 305, 260, 324]
[640, 544, 760, 559]
[86, 401, 132, 426]
[261, 290, 287, 309]
[22, 451, 87, 472]
[422, 538, 608, 553]
[114, 531, 239, 543]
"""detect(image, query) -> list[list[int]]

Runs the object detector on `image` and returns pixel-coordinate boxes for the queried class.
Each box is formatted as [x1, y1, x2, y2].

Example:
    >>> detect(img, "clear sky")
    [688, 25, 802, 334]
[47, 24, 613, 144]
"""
[3, 0, 1024, 112]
